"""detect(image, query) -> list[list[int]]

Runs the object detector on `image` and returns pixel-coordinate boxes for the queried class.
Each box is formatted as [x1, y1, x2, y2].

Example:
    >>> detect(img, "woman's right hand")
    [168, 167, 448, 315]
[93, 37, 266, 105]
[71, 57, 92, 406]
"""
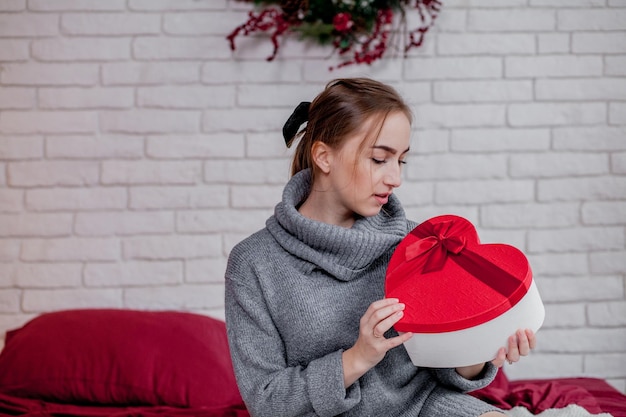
[341, 298, 413, 387]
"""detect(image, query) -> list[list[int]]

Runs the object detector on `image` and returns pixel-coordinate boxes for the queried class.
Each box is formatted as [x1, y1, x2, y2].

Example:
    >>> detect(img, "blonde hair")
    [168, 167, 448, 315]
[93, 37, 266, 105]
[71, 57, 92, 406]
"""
[286, 78, 413, 180]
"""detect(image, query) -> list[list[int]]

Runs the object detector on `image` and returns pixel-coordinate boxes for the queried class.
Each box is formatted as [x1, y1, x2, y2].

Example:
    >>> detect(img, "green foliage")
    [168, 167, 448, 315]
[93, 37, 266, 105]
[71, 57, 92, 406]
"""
[293, 21, 335, 44]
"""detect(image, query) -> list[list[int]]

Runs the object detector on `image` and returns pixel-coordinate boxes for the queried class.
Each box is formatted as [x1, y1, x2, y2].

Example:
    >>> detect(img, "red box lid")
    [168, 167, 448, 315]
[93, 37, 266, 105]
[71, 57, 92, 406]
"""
[385, 215, 532, 333]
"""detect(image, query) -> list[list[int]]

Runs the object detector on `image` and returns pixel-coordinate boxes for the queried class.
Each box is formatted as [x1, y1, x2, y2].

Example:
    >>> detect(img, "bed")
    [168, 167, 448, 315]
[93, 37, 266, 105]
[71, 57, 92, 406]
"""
[0, 309, 623, 417]
[472, 368, 626, 417]
[0, 309, 249, 417]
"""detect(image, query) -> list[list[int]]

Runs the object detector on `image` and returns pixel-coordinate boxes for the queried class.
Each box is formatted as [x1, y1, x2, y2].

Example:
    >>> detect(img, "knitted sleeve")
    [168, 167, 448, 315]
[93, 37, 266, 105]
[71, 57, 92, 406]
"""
[225, 247, 361, 417]
[429, 362, 499, 393]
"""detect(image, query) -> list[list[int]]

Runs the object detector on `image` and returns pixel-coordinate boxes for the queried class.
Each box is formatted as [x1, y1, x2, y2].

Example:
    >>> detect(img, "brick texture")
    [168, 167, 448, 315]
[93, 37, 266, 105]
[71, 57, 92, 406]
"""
[0, 1, 624, 392]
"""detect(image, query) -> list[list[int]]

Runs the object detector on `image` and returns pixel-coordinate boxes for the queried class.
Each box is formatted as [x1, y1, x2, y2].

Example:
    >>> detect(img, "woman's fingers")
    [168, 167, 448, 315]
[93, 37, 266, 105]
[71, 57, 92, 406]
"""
[526, 329, 537, 350]
[387, 331, 413, 349]
[372, 307, 405, 339]
[362, 298, 405, 340]
[506, 329, 536, 364]
[362, 298, 400, 322]
[351, 299, 410, 371]
[507, 333, 520, 363]
[516, 329, 531, 356]
[491, 347, 507, 368]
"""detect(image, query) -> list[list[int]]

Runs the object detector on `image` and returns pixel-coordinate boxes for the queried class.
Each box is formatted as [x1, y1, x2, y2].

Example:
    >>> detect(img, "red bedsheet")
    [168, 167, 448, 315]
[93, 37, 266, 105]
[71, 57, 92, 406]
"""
[0, 392, 250, 417]
[472, 370, 626, 417]
[0, 371, 623, 416]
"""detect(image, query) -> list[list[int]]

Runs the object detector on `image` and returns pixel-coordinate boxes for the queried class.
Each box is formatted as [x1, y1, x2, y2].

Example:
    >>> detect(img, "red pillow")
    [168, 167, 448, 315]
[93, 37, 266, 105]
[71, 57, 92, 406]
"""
[0, 309, 244, 408]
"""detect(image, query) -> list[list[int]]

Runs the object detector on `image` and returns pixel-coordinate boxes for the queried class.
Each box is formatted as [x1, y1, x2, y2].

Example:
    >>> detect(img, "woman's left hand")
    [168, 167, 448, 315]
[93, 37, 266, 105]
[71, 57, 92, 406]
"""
[456, 328, 536, 380]
[491, 328, 536, 368]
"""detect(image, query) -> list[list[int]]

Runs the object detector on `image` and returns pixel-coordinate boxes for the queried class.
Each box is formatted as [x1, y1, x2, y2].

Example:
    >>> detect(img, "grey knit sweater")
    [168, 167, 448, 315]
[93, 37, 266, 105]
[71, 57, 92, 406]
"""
[225, 169, 500, 417]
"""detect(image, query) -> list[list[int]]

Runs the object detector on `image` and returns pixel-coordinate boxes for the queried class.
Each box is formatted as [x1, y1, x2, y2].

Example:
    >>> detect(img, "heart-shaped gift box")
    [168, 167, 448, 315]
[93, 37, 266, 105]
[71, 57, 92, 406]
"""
[385, 214, 544, 368]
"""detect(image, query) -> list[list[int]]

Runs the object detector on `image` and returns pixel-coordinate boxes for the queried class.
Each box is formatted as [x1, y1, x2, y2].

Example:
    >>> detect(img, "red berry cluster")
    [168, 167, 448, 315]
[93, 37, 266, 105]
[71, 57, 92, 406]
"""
[333, 8, 393, 70]
[226, 6, 291, 62]
[227, 1, 441, 69]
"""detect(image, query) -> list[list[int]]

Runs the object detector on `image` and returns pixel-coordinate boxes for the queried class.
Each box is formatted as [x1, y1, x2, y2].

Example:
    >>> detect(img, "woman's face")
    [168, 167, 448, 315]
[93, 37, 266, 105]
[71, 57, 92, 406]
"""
[327, 111, 411, 221]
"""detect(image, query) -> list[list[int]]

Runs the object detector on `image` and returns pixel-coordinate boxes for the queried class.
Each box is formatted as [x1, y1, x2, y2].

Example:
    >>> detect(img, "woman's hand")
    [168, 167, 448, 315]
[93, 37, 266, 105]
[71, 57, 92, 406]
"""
[342, 298, 413, 387]
[491, 328, 536, 368]
[456, 329, 537, 380]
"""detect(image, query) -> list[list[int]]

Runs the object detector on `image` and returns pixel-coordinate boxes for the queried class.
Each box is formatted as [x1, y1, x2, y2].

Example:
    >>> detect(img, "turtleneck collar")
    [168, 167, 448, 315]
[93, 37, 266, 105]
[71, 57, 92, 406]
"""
[266, 169, 410, 281]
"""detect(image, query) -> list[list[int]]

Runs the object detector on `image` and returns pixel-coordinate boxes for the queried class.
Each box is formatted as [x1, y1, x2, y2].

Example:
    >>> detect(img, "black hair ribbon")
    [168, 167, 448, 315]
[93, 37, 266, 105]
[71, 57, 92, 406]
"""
[282, 101, 311, 147]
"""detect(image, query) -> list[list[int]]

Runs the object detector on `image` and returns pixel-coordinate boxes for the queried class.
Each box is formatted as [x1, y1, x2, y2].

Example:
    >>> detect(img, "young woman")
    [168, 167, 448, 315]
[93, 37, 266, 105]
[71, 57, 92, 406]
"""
[225, 78, 536, 417]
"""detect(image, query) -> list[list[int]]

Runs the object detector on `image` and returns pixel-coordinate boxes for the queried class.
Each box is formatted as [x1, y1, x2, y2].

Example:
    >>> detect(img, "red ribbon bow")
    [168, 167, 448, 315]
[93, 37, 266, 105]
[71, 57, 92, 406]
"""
[389, 218, 522, 299]
[404, 220, 466, 274]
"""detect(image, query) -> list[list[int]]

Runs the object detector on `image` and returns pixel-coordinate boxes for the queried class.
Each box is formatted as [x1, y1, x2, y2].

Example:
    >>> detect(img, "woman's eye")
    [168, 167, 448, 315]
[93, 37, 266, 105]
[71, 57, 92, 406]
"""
[372, 158, 385, 164]
[399, 159, 407, 165]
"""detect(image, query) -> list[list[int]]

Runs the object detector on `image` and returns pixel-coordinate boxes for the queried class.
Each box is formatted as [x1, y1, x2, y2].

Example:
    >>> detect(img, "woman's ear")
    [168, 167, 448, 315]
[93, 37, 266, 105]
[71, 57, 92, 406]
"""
[311, 141, 332, 174]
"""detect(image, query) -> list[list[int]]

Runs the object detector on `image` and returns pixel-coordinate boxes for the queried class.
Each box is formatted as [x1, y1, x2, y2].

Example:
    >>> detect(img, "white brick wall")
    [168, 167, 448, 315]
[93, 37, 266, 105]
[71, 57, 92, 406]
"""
[0, 0, 624, 393]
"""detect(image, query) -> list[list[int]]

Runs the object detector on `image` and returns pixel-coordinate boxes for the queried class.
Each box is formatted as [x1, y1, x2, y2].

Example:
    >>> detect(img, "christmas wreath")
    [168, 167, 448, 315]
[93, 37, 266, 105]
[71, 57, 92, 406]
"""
[227, 0, 442, 69]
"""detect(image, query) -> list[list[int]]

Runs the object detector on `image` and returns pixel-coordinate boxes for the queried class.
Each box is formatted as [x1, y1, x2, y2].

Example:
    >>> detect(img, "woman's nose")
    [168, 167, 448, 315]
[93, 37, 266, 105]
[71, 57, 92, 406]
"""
[384, 164, 402, 188]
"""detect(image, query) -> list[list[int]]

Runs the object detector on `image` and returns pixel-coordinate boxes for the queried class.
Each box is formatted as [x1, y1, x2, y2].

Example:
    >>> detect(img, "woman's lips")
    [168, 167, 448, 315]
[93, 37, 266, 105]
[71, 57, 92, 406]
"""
[375, 194, 389, 205]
